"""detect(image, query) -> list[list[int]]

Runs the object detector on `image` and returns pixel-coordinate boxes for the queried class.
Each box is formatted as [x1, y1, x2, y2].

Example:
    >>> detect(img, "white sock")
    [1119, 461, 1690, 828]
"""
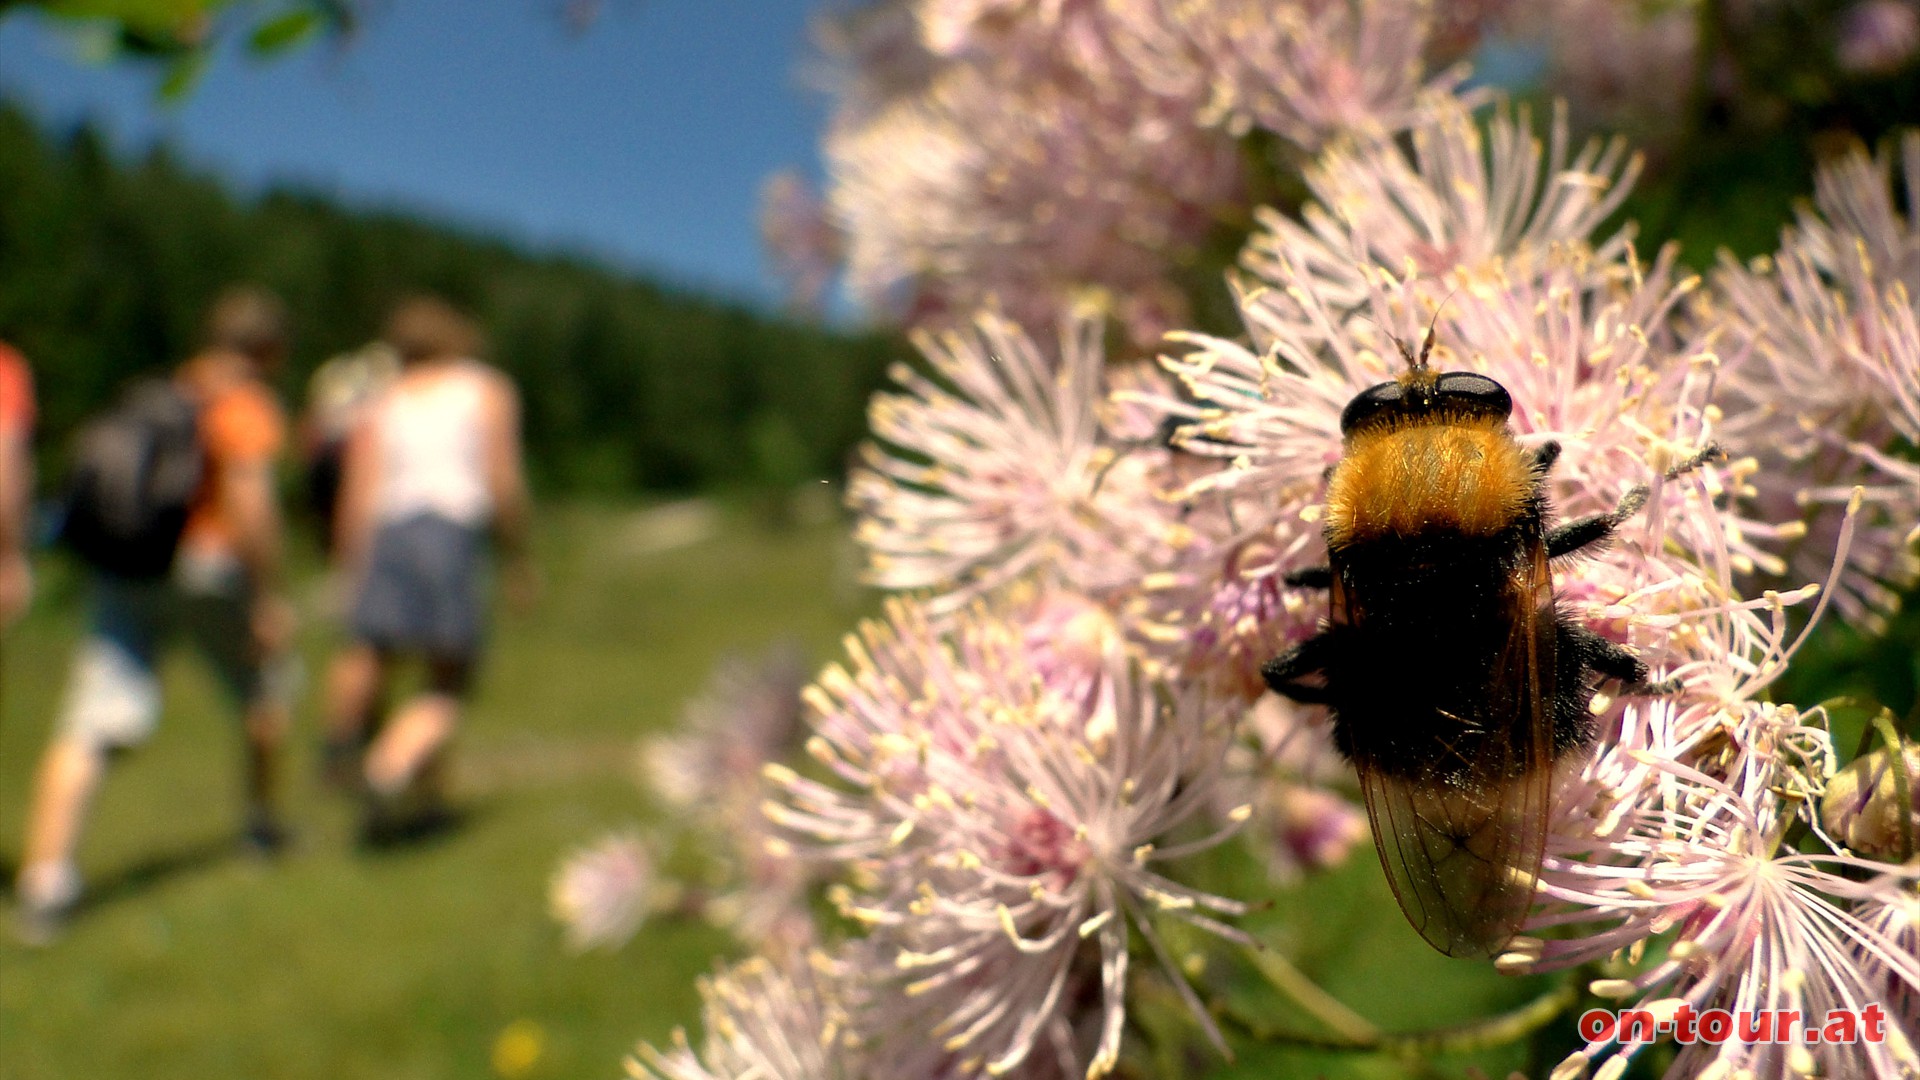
[17, 860, 80, 909]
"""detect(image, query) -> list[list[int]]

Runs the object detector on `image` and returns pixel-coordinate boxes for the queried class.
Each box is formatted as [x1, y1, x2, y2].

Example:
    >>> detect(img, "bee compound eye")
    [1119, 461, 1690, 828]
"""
[1339, 381, 1404, 433]
[1433, 372, 1513, 421]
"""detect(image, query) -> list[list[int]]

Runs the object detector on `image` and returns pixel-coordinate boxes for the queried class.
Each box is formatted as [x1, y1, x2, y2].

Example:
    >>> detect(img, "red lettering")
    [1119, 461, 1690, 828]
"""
[1824, 1010, 1859, 1044]
[1865, 1004, 1889, 1043]
[1673, 1003, 1699, 1043]
[1697, 1009, 1732, 1044]
[1737, 1010, 1772, 1043]
[1618, 1010, 1659, 1044]
[1577, 1009, 1616, 1043]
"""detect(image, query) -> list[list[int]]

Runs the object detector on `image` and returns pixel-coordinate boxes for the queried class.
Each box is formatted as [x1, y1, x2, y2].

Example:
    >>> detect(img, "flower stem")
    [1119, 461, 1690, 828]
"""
[1247, 948, 1379, 1044]
[1372, 979, 1579, 1058]
[1870, 707, 1915, 863]
[1232, 974, 1579, 1057]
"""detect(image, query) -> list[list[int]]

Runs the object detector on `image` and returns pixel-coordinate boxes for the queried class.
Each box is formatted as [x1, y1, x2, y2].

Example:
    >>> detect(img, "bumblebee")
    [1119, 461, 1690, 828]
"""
[1261, 328, 1670, 957]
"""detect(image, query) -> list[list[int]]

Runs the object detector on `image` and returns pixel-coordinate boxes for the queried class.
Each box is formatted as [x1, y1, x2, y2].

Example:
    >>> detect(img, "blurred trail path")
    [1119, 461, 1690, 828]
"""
[458, 732, 637, 795]
[612, 499, 720, 558]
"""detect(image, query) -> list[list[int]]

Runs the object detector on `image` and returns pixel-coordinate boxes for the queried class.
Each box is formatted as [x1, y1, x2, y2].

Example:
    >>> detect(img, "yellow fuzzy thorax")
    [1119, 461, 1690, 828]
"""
[1324, 416, 1531, 548]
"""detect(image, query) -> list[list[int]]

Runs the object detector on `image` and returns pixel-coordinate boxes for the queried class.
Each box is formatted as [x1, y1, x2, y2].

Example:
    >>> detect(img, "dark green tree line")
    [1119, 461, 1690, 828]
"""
[0, 103, 900, 494]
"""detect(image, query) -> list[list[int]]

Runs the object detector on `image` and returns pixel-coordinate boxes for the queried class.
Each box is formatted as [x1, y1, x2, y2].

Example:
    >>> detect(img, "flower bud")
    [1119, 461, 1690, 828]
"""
[1821, 739, 1920, 859]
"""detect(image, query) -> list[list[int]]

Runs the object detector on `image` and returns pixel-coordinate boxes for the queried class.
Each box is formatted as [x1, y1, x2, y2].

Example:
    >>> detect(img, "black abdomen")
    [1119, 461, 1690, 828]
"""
[1322, 529, 1593, 781]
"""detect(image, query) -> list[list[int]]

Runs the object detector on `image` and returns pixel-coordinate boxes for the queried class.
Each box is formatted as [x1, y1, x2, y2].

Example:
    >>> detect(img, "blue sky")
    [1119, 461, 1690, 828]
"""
[0, 1, 835, 307]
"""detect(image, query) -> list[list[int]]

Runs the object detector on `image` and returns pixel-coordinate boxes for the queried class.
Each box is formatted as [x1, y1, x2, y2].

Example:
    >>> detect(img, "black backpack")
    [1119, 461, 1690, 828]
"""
[59, 379, 204, 580]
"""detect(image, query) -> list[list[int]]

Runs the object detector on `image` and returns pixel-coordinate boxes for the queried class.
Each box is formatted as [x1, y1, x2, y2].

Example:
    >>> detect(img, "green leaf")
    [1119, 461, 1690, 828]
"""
[246, 7, 320, 56]
[155, 48, 205, 100]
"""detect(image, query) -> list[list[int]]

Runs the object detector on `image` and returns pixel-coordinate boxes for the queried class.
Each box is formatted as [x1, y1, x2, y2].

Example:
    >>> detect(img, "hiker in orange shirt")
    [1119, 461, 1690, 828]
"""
[0, 341, 32, 626]
[15, 287, 298, 945]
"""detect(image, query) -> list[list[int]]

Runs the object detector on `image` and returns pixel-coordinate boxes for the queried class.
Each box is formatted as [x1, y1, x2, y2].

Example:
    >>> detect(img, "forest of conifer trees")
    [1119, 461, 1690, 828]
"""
[0, 102, 900, 494]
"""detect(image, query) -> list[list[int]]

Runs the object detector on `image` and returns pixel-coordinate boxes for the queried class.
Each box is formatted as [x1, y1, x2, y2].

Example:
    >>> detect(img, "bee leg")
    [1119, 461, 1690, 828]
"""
[1261, 635, 1334, 704]
[1664, 441, 1725, 480]
[1545, 485, 1649, 559]
[1283, 566, 1331, 590]
[1573, 628, 1645, 683]
[1569, 626, 1679, 694]
[1529, 440, 1562, 475]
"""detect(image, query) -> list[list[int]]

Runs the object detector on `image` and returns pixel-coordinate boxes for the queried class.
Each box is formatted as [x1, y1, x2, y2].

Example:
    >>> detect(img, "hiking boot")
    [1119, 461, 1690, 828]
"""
[358, 790, 461, 850]
[13, 865, 80, 948]
[241, 811, 292, 859]
[357, 791, 406, 850]
[14, 895, 75, 948]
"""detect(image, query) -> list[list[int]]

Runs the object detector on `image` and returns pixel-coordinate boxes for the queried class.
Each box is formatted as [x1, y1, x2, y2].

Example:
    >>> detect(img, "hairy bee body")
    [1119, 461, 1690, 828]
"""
[1320, 417, 1590, 779]
[1263, 336, 1656, 957]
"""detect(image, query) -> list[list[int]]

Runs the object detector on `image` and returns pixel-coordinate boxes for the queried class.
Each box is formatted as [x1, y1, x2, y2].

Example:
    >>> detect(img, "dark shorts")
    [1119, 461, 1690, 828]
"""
[350, 514, 488, 659]
[59, 553, 295, 751]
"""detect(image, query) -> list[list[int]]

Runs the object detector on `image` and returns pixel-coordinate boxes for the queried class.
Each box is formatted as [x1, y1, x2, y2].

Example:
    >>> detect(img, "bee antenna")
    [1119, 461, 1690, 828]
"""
[1352, 310, 1421, 372]
[1413, 289, 1458, 372]
[1356, 288, 1456, 372]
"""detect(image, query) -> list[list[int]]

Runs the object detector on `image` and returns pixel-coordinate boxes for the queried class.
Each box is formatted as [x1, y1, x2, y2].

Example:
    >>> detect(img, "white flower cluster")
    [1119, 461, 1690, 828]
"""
[637, 4, 1920, 1078]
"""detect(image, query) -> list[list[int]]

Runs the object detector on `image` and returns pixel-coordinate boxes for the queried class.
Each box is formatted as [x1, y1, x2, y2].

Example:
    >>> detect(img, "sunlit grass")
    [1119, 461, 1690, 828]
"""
[0, 501, 865, 1080]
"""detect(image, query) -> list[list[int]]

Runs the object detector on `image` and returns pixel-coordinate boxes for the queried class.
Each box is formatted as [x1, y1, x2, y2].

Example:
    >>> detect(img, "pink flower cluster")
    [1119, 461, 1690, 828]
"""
[640, 7, 1920, 1079]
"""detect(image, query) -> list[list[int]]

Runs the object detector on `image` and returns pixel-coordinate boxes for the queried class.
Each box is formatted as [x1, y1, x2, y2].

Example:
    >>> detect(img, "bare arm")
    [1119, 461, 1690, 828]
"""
[0, 425, 32, 624]
[221, 456, 285, 592]
[332, 415, 382, 576]
[218, 446, 297, 655]
[0, 427, 30, 553]
[482, 372, 531, 559]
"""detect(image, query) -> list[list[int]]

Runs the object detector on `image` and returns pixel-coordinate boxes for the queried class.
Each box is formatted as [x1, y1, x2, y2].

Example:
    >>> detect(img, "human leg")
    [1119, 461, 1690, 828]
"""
[18, 738, 105, 905]
[178, 553, 295, 852]
[363, 655, 471, 798]
[351, 516, 484, 841]
[15, 577, 166, 940]
[320, 642, 383, 789]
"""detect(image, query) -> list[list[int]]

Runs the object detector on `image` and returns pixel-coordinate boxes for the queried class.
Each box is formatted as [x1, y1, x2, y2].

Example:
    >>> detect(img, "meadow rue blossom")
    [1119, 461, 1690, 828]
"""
[643, 643, 809, 813]
[1494, 478, 1920, 1077]
[915, 0, 1458, 149]
[1524, 710, 1920, 1080]
[1856, 879, 1920, 1024]
[1709, 132, 1920, 626]
[1259, 781, 1367, 879]
[916, 0, 1135, 88]
[1237, 96, 1642, 345]
[550, 833, 655, 952]
[1204, 693, 1364, 883]
[763, 599, 1249, 1077]
[631, 953, 859, 1080]
[641, 644, 813, 945]
[810, 1, 1495, 343]
[821, 41, 1243, 343]
[1138, 238, 1743, 705]
[812, 0, 943, 126]
[1100, 0, 1455, 147]
[849, 309, 1184, 610]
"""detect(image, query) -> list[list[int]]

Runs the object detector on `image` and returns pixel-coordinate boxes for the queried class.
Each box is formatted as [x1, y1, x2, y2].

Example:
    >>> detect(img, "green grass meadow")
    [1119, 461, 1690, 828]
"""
[0, 503, 866, 1080]
[0, 501, 1674, 1080]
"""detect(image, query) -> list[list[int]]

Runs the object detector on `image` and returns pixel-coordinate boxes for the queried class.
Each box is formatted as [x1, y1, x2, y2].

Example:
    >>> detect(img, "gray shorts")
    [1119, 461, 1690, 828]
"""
[349, 514, 488, 659]
[57, 553, 294, 751]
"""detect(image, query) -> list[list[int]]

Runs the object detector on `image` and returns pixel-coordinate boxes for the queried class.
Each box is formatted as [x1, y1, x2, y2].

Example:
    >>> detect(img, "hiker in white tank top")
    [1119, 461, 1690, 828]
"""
[323, 296, 533, 843]
[370, 361, 494, 528]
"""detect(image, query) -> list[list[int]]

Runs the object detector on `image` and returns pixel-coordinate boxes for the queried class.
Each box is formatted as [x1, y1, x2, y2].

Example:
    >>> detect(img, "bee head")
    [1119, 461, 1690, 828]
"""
[1339, 330, 1513, 434]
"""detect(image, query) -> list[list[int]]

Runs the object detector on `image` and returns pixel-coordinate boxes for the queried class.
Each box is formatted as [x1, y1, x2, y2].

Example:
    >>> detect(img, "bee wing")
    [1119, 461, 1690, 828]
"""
[1353, 543, 1555, 958]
